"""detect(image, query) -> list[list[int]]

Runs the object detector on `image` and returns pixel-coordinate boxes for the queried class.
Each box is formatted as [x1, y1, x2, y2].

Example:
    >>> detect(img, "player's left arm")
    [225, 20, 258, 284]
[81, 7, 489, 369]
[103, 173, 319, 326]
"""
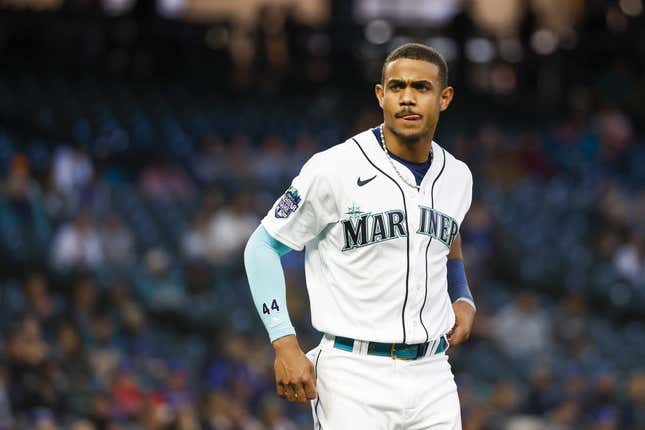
[446, 232, 476, 346]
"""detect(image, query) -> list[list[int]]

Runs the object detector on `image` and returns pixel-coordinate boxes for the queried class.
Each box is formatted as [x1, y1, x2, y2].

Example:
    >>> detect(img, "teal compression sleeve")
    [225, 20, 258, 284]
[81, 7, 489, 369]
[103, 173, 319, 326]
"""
[244, 225, 296, 342]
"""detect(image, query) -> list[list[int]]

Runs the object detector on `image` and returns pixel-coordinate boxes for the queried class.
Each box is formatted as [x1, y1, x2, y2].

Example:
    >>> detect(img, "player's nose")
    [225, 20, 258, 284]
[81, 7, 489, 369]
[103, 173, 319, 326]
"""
[399, 88, 416, 105]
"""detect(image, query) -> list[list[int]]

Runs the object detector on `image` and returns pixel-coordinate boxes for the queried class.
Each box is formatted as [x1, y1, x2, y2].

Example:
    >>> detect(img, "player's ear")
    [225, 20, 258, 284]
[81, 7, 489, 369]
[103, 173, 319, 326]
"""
[375, 84, 384, 109]
[439, 86, 454, 112]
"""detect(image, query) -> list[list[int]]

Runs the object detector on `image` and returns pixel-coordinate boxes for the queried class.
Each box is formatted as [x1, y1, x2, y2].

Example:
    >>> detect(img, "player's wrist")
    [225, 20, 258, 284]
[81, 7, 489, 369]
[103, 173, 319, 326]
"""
[272, 334, 300, 352]
[453, 297, 477, 312]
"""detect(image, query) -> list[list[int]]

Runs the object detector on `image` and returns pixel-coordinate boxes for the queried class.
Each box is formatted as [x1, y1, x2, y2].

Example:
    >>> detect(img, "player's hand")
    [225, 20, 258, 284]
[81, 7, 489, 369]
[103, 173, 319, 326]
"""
[272, 335, 317, 404]
[447, 301, 476, 346]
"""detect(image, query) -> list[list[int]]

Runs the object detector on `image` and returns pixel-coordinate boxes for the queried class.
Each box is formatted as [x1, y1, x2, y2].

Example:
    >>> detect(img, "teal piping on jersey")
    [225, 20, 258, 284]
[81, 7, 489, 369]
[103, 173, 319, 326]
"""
[244, 225, 296, 342]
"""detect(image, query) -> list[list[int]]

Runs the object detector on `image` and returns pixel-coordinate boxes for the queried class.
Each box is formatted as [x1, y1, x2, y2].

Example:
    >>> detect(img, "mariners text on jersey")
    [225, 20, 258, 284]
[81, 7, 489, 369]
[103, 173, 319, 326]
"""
[341, 206, 458, 251]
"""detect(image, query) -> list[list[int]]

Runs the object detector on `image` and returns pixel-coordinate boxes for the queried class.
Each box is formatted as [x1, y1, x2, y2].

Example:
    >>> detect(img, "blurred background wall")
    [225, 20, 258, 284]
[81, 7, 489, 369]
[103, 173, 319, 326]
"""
[0, 0, 644, 429]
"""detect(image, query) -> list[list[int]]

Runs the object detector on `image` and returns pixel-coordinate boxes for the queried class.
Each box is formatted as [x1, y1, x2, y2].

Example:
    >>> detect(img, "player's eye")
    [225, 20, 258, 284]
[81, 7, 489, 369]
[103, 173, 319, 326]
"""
[389, 82, 404, 90]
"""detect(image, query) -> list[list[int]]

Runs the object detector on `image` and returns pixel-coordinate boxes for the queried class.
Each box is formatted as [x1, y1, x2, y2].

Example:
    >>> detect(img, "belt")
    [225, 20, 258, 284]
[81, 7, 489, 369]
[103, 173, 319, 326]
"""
[331, 335, 449, 360]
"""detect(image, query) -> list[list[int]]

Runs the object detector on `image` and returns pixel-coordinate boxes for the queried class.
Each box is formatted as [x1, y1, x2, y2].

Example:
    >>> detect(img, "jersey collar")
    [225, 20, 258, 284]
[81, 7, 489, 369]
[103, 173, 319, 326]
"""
[360, 125, 445, 191]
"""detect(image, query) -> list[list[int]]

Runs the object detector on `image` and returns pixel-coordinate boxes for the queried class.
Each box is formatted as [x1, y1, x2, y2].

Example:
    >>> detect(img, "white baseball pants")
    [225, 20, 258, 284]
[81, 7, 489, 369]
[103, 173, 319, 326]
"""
[306, 335, 462, 430]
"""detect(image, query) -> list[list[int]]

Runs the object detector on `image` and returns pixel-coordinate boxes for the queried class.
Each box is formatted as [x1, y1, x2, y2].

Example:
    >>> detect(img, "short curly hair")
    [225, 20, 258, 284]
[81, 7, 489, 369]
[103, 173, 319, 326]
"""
[381, 43, 449, 88]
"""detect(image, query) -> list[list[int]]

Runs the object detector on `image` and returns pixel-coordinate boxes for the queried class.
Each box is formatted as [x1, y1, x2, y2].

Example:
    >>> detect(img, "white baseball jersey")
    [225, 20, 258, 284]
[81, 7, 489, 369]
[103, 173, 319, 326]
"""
[262, 127, 473, 344]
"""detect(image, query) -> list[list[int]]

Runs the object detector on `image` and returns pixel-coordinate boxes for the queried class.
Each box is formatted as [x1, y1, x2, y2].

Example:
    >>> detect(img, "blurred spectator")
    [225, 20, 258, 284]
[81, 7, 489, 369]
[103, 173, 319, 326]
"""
[1, 154, 50, 256]
[22, 272, 61, 329]
[523, 366, 560, 415]
[202, 391, 262, 430]
[164, 362, 195, 409]
[460, 202, 494, 280]
[206, 192, 259, 265]
[182, 209, 211, 262]
[290, 131, 319, 176]
[252, 135, 290, 188]
[475, 125, 524, 186]
[3, 154, 46, 223]
[111, 367, 144, 419]
[72, 277, 99, 339]
[595, 108, 634, 162]
[621, 372, 645, 430]
[138, 393, 171, 429]
[183, 262, 220, 328]
[546, 400, 580, 430]
[490, 290, 551, 358]
[135, 248, 186, 314]
[613, 230, 645, 286]
[51, 212, 104, 270]
[182, 191, 223, 262]
[6, 317, 55, 416]
[70, 419, 96, 430]
[222, 134, 255, 184]
[54, 322, 93, 416]
[140, 155, 195, 201]
[87, 312, 121, 386]
[0, 366, 12, 428]
[553, 294, 590, 350]
[590, 408, 620, 430]
[597, 180, 631, 230]
[516, 132, 557, 179]
[202, 391, 230, 429]
[100, 213, 135, 267]
[487, 382, 520, 428]
[52, 145, 94, 210]
[174, 405, 202, 430]
[31, 408, 59, 430]
[258, 395, 297, 430]
[87, 392, 112, 430]
[192, 136, 227, 185]
[119, 299, 159, 359]
[586, 370, 620, 427]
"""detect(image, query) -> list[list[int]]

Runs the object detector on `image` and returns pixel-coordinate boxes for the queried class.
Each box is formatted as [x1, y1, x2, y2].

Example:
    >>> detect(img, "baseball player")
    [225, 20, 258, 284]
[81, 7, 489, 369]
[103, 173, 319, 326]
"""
[245, 43, 475, 429]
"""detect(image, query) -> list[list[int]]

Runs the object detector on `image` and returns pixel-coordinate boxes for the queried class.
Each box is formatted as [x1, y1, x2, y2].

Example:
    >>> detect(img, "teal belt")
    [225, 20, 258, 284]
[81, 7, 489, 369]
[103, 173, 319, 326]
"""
[332, 336, 448, 360]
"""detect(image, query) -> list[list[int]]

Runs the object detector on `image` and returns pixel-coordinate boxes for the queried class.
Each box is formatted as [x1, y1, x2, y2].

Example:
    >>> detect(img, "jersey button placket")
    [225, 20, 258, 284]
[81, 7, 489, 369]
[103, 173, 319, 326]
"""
[415, 183, 434, 343]
[406, 189, 423, 342]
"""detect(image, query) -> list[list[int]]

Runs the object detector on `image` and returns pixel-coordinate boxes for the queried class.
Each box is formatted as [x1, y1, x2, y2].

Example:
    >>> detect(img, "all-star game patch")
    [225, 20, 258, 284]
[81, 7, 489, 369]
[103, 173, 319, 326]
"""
[274, 187, 301, 218]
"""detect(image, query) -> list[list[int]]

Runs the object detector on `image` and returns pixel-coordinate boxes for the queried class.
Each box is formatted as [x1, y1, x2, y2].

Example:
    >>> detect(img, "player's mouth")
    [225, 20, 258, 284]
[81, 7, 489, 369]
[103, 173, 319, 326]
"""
[396, 112, 422, 121]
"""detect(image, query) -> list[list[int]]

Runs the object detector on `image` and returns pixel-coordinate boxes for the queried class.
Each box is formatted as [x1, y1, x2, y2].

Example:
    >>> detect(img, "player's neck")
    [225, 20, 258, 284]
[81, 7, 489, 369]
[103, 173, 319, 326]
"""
[383, 125, 434, 163]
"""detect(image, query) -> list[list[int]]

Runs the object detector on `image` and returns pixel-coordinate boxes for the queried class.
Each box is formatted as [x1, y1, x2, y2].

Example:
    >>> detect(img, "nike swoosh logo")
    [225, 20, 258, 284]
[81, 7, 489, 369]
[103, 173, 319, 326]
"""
[357, 175, 377, 186]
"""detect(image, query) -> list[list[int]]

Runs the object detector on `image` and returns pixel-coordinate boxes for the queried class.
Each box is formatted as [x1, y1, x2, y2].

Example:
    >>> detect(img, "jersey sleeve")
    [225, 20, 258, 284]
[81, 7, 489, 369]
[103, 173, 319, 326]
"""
[261, 154, 338, 251]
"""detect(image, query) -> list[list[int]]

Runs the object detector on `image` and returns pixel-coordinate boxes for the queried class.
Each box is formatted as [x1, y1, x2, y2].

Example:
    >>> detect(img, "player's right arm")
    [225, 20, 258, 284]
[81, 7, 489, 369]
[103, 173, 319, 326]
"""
[244, 225, 316, 403]
[244, 152, 337, 404]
